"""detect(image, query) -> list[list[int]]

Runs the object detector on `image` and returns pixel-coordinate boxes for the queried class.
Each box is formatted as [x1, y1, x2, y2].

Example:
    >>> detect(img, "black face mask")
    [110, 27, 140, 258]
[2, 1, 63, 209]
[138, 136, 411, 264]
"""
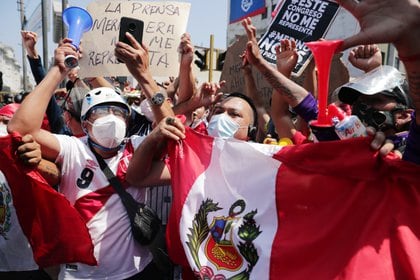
[352, 101, 406, 131]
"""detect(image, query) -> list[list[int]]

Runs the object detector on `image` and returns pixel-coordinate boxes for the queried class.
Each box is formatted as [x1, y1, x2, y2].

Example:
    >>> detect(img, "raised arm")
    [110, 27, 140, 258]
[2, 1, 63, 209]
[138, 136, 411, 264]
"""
[271, 40, 301, 140]
[115, 32, 174, 123]
[8, 39, 77, 161]
[21, 30, 70, 135]
[348, 44, 382, 73]
[21, 30, 45, 84]
[241, 18, 308, 108]
[176, 33, 197, 104]
[242, 64, 270, 142]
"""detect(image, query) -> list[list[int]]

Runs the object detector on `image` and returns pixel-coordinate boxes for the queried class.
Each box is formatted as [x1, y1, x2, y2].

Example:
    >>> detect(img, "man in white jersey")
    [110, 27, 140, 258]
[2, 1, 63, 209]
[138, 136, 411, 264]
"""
[8, 39, 164, 279]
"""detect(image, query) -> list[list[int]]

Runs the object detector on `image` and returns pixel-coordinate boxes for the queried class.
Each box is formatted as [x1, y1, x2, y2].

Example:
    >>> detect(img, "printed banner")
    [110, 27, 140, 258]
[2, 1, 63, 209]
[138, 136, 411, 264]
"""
[230, 0, 266, 24]
[258, 0, 339, 76]
[78, 1, 190, 78]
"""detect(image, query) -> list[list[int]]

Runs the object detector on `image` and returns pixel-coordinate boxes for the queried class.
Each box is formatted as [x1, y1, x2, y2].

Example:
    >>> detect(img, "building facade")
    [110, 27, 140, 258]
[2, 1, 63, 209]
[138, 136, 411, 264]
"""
[0, 43, 22, 93]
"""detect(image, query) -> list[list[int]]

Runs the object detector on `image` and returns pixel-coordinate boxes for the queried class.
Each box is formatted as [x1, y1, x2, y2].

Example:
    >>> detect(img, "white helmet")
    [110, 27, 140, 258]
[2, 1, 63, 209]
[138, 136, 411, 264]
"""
[80, 87, 131, 120]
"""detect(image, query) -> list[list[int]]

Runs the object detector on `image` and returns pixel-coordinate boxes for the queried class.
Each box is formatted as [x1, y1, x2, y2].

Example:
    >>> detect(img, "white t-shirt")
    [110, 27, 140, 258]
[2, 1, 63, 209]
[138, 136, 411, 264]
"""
[54, 135, 153, 280]
[0, 171, 38, 271]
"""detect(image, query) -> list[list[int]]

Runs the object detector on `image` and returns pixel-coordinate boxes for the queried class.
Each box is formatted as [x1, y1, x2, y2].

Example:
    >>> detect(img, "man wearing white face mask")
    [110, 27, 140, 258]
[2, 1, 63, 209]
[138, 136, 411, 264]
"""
[8, 39, 161, 279]
[207, 92, 258, 141]
[80, 88, 131, 150]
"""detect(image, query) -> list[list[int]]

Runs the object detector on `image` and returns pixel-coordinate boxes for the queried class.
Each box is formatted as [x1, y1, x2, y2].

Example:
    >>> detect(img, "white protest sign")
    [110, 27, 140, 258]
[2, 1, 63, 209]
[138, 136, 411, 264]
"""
[258, 0, 339, 76]
[78, 1, 190, 78]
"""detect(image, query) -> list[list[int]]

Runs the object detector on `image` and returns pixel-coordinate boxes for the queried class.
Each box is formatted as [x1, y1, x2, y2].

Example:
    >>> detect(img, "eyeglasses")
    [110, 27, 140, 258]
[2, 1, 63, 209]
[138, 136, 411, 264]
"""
[89, 105, 129, 119]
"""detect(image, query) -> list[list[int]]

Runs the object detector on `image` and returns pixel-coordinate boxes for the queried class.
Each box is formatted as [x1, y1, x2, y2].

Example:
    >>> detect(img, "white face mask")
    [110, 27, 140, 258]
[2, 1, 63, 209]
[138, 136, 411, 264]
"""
[89, 114, 127, 148]
[139, 99, 155, 122]
[0, 123, 8, 137]
[207, 113, 240, 138]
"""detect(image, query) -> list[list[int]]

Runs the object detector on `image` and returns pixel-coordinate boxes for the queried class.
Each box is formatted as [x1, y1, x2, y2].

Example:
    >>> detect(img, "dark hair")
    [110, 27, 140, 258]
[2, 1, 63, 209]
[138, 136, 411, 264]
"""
[223, 92, 258, 129]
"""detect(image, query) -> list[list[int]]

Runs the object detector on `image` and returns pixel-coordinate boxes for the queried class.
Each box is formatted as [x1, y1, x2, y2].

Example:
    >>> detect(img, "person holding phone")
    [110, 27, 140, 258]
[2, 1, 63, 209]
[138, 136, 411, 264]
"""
[118, 17, 144, 63]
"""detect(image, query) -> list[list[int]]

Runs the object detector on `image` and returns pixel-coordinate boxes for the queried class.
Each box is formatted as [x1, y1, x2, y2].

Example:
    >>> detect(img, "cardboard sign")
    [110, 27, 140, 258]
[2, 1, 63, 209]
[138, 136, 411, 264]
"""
[78, 1, 190, 78]
[258, 0, 339, 76]
[220, 35, 274, 109]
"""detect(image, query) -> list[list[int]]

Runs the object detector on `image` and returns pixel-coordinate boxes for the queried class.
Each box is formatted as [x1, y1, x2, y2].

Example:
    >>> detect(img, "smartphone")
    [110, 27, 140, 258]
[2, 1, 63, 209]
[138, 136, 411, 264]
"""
[119, 17, 144, 46]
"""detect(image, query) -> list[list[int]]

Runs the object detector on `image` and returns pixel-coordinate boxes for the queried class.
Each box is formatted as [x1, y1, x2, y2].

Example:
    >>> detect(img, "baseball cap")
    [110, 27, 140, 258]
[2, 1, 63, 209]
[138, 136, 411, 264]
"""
[336, 65, 412, 107]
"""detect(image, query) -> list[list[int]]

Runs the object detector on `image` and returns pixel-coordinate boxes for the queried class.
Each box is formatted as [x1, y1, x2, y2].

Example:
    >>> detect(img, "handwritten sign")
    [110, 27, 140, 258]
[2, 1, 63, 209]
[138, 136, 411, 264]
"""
[78, 1, 190, 78]
[258, 0, 339, 76]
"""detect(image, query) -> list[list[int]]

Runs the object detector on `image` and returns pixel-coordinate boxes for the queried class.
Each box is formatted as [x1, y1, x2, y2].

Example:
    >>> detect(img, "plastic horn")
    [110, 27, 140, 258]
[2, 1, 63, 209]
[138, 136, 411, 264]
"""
[62, 7, 93, 69]
[305, 40, 343, 125]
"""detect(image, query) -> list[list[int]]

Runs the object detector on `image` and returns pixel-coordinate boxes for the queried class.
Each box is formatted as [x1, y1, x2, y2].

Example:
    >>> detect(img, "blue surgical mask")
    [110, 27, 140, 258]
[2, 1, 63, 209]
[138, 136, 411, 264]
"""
[207, 113, 240, 138]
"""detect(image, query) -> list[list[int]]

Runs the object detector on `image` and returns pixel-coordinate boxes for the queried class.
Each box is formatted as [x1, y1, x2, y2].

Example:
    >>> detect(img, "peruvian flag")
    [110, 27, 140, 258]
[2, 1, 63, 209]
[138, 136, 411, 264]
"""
[167, 128, 420, 279]
[0, 133, 96, 267]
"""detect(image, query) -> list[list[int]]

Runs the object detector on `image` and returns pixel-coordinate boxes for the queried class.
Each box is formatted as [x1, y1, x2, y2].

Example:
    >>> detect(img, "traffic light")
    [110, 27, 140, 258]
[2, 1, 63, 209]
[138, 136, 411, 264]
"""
[194, 49, 208, 71]
[216, 50, 226, 71]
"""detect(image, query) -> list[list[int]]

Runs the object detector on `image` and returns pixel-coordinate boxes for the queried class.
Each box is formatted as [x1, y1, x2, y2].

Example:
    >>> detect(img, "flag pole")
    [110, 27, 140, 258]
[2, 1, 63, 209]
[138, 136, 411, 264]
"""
[208, 34, 214, 82]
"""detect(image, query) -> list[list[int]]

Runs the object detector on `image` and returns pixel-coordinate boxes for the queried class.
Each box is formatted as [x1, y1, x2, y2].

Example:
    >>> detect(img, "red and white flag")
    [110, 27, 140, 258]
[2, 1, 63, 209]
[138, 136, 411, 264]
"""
[167, 128, 420, 280]
[0, 133, 96, 268]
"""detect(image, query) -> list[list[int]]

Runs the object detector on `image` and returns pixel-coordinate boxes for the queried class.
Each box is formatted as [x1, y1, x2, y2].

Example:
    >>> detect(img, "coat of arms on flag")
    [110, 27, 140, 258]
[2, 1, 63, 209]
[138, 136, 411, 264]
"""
[186, 198, 261, 278]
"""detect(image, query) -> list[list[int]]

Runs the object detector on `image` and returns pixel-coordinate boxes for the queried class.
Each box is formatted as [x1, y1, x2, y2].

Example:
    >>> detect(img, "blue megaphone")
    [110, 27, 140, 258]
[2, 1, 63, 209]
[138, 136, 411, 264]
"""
[62, 6, 93, 68]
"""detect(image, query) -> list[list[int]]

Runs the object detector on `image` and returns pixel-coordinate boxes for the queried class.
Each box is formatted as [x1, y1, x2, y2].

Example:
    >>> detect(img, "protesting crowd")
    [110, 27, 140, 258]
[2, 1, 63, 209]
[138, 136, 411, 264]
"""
[1, 0, 420, 279]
